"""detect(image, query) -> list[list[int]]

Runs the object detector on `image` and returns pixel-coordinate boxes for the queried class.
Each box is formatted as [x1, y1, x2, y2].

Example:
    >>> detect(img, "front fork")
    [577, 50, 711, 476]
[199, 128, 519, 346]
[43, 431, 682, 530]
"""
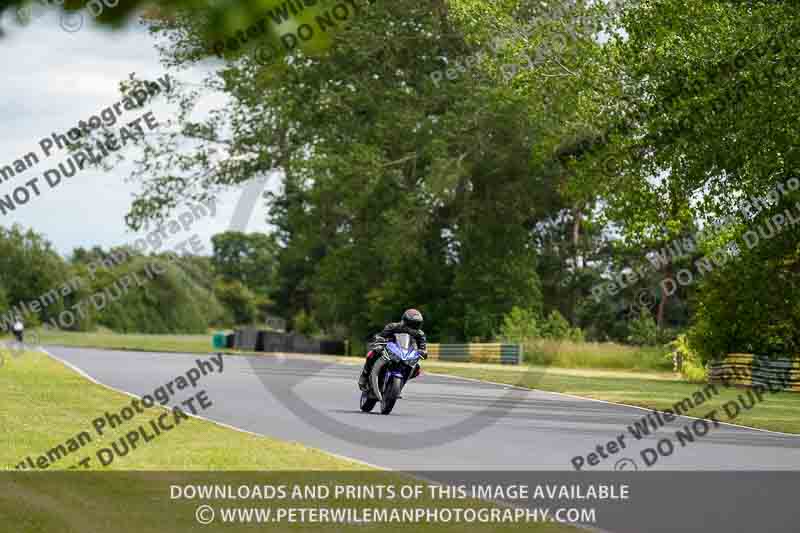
[369, 356, 388, 402]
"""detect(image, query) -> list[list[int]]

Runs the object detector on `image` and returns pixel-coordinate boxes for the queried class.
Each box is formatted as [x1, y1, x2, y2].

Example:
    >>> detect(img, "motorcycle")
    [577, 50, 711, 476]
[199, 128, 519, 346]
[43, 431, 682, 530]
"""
[359, 333, 423, 415]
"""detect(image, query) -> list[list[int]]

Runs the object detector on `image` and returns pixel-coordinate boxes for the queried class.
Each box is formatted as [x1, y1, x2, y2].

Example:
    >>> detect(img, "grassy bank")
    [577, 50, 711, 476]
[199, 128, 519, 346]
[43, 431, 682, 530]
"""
[0, 349, 573, 533]
[0, 349, 363, 471]
[36, 329, 220, 354]
[521, 339, 672, 372]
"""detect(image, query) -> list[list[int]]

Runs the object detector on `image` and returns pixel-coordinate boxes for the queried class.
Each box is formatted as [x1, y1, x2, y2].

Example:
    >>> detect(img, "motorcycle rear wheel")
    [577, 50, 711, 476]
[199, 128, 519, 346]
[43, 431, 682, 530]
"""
[380, 376, 403, 415]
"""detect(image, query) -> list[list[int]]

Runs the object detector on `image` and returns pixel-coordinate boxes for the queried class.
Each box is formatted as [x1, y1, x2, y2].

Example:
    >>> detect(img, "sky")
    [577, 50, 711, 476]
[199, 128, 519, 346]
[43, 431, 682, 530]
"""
[0, 6, 275, 257]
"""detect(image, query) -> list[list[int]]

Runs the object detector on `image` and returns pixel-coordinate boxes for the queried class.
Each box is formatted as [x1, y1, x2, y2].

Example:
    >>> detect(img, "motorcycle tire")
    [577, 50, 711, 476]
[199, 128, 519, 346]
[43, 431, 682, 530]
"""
[360, 391, 377, 412]
[380, 376, 403, 415]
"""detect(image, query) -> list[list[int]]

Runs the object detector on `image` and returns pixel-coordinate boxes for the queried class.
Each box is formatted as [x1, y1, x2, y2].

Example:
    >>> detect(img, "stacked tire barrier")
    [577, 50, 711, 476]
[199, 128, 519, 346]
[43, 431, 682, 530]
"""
[707, 353, 800, 392]
[232, 328, 345, 355]
[426, 343, 523, 365]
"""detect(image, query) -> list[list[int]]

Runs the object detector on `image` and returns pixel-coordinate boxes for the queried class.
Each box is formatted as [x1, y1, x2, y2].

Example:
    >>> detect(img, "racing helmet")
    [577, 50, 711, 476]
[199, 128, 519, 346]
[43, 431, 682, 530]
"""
[401, 309, 424, 330]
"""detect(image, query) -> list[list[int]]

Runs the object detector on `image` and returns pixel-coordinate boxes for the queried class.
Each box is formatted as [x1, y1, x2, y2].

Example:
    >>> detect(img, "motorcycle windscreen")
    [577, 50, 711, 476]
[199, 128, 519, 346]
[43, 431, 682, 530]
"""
[394, 333, 412, 353]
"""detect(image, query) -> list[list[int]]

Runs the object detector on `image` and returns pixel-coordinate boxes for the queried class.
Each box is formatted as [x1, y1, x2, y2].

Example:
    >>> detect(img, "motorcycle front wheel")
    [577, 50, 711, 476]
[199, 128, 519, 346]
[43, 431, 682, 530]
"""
[360, 391, 377, 412]
[380, 376, 403, 415]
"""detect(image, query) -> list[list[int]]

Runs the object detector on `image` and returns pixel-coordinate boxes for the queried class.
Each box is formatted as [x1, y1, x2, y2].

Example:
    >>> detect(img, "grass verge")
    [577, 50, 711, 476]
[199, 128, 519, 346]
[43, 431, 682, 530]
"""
[0, 349, 574, 533]
[0, 350, 365, 471]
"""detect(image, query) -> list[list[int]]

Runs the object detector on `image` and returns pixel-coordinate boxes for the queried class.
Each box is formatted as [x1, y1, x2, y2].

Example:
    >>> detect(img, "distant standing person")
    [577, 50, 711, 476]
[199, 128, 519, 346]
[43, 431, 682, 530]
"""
[12, 317, 23, 343]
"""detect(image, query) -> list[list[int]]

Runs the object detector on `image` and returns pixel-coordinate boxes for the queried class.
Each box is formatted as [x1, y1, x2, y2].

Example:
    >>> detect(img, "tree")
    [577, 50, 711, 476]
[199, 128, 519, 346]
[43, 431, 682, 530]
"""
[213, 279, 257, 326]
[211, 231, 277, 295]
[0, 225, 71, 325]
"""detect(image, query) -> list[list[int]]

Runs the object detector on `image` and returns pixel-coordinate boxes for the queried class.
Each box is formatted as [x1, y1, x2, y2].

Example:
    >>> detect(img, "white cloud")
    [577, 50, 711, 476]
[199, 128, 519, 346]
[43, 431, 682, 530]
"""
[0, 10, 274, 256]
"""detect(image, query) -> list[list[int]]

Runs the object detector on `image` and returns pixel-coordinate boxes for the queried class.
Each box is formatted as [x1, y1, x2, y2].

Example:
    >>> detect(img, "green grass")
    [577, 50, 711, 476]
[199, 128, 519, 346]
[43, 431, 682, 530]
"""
[521, 339, 672, 371]
[0, 349, 573, 533]
[36, 329, 221, 354]
[0, 350, 365, 471]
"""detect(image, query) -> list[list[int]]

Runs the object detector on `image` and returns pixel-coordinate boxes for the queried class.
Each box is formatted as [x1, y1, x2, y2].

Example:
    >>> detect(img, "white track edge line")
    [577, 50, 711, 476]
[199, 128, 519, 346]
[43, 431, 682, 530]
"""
[41, 348, 384, 472]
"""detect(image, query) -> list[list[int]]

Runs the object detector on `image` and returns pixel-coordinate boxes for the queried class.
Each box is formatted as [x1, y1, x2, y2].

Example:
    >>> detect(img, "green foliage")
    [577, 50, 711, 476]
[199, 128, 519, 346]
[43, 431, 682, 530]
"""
[292, 310, 321, 338]
[497, 307, 585, 345]
[96, 257, 225, 334]
[497, 306, 540, 343]
[669, 334, 707, 383]
[0, 225, 71, 326]
[0, 224, 243, 335]
[211, 232, 277, 295]
[9, 0, 796, 364]
[626, 309, 659, 346]
[687, 212, 800, 361]
[540, 310, 584, 342]
[213, 279, 257, 326]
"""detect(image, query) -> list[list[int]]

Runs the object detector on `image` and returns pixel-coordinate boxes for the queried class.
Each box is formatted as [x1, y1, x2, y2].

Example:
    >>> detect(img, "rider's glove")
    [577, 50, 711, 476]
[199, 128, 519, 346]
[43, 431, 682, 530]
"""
[419, 350, 428, 359]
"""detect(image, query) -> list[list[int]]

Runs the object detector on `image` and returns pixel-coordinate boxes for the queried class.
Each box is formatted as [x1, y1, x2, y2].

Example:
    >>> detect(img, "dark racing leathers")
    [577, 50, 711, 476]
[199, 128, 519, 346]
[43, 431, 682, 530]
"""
[359, 323, 427, 391]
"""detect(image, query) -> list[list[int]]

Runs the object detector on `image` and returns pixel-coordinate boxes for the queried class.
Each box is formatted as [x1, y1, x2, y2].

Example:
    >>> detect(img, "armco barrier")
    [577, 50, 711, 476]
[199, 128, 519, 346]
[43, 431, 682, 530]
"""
[708, 353, 800, 392]
[427, 343, 523, 365]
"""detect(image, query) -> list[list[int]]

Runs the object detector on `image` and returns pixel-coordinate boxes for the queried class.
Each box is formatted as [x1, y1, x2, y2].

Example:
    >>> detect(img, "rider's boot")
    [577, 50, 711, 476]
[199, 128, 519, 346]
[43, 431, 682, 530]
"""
[358, 369, 369, 392]
[358, 351, 377, 391]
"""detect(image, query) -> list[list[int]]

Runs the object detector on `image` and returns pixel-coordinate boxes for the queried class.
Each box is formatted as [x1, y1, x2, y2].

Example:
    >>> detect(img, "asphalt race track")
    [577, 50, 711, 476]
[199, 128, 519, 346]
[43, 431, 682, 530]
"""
[46, 346, 800, 471]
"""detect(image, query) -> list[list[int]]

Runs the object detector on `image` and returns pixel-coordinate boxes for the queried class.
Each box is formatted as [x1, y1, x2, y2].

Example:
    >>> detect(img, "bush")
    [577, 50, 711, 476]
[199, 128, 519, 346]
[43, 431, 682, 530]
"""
[497, 308, 585, 344]
[213, 279, 257, 326]
[687, 202, 800, 361]
[293, 310, 321, 337]
[626, 309, 659, 346]
[669, 334, 706, 383]
[497, 306, 540, 343]
[95, 258, 224, 334]
[541, 310, 584, 342]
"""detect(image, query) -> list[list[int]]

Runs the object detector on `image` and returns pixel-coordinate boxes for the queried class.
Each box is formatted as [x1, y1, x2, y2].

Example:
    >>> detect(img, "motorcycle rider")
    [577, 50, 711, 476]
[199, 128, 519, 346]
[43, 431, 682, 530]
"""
[358, 309, 428, 392]
[11, 317, 24, 343]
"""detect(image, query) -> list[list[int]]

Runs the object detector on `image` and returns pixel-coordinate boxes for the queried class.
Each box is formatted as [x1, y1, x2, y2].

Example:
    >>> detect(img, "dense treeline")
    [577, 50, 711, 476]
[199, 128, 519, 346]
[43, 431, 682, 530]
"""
[4, 0, 799, 364]
[0, 227, 276, 334]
